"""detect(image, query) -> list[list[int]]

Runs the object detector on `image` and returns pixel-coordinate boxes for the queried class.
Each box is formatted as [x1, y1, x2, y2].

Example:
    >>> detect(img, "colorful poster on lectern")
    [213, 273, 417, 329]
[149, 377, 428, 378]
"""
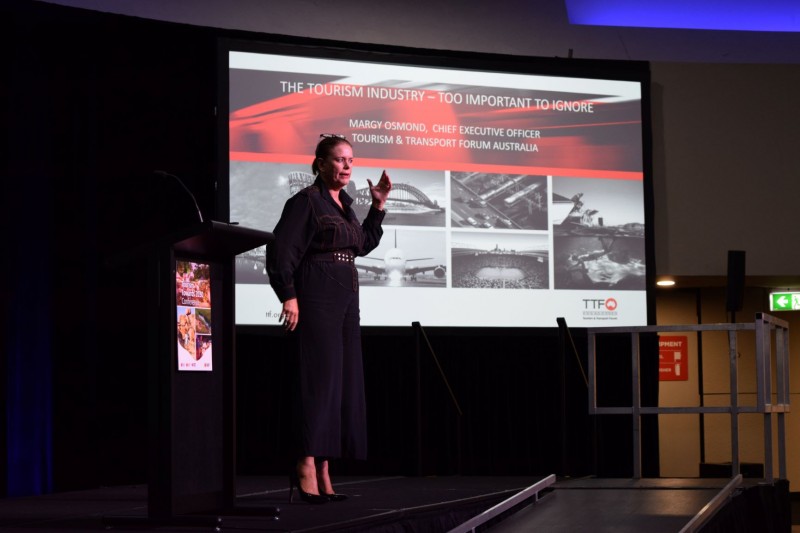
[176, 260, 213, 371]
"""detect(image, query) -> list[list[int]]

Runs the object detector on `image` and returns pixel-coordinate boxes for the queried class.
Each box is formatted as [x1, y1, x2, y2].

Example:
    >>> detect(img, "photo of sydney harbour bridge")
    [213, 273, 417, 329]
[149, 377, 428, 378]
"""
[296, 167, 447, 227]
[451, 232, 549, 289]
[229, 161, 447, 285]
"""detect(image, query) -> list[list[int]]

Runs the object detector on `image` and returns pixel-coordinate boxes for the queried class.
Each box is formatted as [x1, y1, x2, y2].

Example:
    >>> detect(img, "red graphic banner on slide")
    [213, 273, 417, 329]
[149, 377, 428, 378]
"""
[229, 66, 643, 179]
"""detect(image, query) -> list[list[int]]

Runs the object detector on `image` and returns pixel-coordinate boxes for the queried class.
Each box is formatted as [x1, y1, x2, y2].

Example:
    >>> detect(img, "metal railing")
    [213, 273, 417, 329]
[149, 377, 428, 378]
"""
[587, 312, 790, 481]
[446, 475, 557, 533]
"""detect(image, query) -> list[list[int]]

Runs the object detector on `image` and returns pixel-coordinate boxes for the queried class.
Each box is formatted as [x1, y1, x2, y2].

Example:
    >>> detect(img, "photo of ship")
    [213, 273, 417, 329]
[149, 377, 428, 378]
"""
[552, 176, 646, 290]
[552, 191, 644, 238]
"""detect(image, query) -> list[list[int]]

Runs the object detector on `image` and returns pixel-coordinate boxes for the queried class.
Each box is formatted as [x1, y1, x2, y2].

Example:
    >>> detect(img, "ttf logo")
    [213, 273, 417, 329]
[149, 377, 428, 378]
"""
[583, 298, 618, 311]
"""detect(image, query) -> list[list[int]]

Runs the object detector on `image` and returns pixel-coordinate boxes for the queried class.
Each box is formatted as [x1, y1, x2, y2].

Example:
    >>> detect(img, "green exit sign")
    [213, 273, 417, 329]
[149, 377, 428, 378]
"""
[770, 292, 800, 311]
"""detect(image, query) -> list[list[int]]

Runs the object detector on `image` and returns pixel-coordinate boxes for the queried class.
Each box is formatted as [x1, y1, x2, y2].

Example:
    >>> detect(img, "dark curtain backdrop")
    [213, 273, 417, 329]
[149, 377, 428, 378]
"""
[2, 0, 657, 496]
[236, 328, 578, 478]
[234, 327, 659, 479]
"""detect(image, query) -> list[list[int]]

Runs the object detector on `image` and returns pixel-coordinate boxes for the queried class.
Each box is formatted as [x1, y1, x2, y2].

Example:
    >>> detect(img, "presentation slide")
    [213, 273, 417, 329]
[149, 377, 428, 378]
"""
[227, 49, 648, 328]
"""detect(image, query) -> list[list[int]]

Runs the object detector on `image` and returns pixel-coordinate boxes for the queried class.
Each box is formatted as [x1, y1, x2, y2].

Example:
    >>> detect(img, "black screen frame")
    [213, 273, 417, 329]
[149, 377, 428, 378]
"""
[215, 34, 656, 335]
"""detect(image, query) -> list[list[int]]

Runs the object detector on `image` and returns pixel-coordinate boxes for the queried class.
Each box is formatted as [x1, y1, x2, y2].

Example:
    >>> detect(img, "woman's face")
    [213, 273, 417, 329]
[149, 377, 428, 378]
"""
[318, 143, 354, 191]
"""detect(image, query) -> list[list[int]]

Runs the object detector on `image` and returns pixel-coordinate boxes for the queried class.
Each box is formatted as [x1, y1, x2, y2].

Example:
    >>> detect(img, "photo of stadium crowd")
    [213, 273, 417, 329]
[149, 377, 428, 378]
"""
[451, 232, 549, 289]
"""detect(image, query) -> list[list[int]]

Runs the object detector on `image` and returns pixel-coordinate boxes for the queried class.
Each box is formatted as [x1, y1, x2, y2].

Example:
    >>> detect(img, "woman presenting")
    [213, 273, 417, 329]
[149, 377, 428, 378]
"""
[267, 134, 392, 504]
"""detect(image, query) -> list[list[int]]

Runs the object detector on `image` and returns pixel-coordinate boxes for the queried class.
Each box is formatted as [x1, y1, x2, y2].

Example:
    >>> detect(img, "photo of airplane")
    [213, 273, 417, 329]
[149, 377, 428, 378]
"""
[356, 229, 446, 287]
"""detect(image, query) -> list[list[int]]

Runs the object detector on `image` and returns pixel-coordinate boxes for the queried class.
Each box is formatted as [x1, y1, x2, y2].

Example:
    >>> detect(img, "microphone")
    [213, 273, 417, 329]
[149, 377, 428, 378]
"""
[154, 170, 204, 223]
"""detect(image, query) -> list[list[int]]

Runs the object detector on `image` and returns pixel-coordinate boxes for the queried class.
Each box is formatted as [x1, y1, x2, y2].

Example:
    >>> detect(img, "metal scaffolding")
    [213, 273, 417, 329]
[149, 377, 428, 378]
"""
[587, 312, 790, 481]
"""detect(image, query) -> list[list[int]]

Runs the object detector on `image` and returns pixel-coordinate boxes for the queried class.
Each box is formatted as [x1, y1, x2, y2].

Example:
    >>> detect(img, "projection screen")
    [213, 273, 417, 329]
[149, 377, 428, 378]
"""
[223, 43, 651, 328]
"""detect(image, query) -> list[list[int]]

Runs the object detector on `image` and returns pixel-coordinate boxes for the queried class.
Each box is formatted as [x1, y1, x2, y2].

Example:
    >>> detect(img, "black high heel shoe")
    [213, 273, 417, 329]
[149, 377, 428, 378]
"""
[321, 492, 348, 502]
[318, 473, 348, 501]
[289, 472, 328, 504]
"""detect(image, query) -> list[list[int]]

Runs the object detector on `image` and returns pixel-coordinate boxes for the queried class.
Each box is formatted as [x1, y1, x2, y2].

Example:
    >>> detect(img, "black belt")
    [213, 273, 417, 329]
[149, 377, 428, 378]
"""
[308, 250, 355, 264]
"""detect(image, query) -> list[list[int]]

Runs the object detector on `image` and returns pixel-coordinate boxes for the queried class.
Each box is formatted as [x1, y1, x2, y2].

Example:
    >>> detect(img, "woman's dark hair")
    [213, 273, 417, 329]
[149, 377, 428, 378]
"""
[312, 135, 351, 175]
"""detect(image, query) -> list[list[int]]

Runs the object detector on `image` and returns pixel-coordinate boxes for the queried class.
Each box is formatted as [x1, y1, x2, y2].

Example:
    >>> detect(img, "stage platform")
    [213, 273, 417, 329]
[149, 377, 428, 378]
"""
[0, 475, 791, 532]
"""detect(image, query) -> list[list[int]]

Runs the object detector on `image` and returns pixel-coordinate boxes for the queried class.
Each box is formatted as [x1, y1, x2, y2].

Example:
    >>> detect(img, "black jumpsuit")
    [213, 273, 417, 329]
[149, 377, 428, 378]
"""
[267, 177, 385, 460]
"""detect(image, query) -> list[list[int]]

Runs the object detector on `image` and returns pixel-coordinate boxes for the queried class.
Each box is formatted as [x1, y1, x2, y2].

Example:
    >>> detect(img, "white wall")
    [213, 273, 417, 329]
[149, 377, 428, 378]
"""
[651, 62, 800, 277]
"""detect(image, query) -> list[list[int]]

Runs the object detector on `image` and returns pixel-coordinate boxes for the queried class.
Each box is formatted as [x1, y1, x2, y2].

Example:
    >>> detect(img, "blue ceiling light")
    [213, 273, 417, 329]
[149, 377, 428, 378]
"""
[565, 0, 800, 32]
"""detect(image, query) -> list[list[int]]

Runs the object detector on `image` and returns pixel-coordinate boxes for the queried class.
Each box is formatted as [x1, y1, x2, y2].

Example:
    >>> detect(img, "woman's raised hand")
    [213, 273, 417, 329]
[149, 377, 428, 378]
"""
[367, 170, 392, 210]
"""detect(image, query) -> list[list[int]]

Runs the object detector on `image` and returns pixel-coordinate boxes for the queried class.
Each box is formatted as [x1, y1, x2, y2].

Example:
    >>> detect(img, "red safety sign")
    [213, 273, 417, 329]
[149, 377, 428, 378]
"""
[659, 335, 688, 381]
